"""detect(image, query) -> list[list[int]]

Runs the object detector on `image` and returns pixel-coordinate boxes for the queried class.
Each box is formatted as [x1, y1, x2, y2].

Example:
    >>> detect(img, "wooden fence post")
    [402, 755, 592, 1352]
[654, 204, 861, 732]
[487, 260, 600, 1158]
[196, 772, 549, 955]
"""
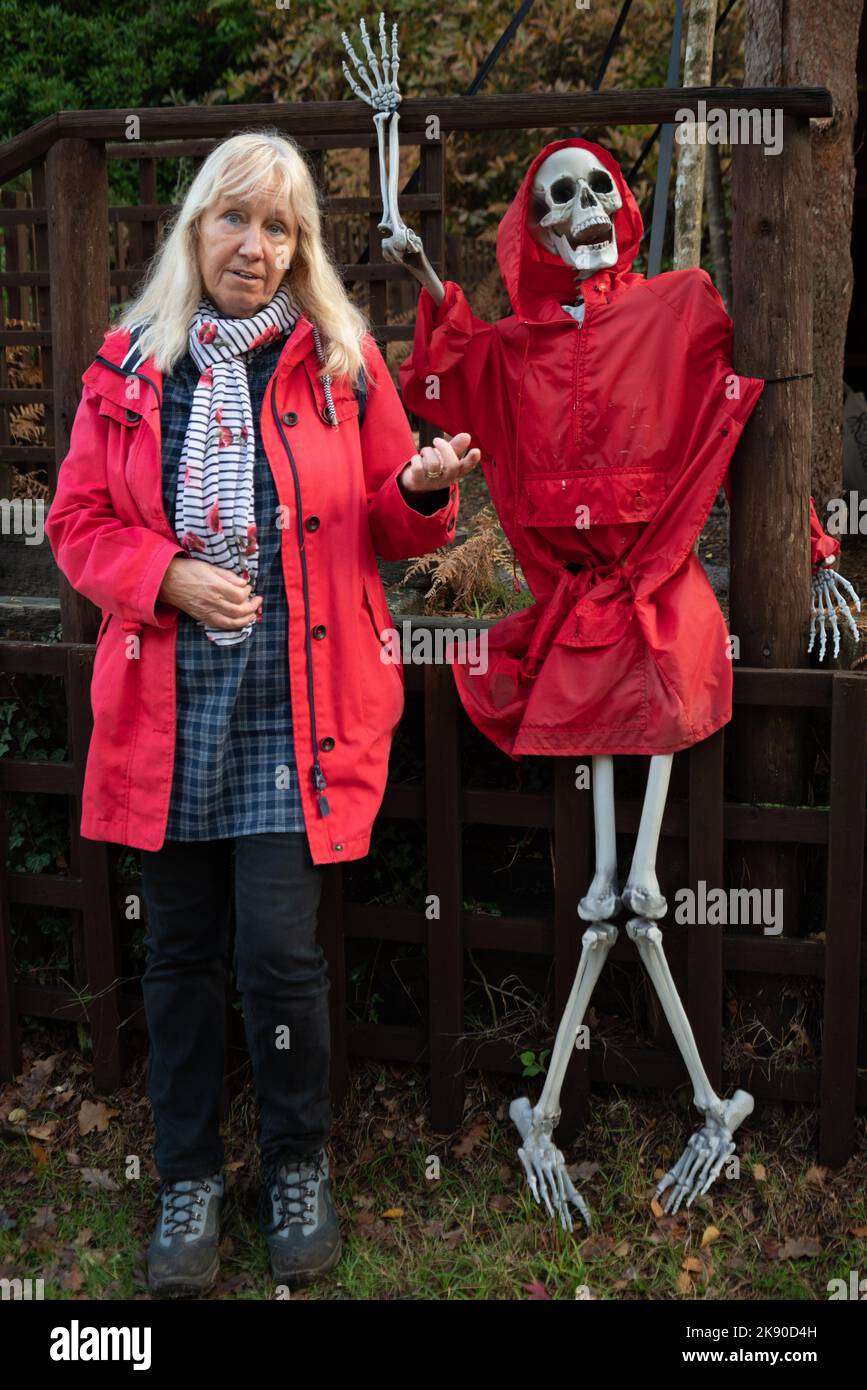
[45, 138, 111, 645]
[730, 115, 813, 932]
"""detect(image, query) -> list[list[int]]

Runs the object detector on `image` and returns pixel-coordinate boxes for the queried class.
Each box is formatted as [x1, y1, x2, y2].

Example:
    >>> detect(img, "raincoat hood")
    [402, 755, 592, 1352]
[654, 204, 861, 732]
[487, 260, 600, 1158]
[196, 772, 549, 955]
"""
[495, 137, 644, 321]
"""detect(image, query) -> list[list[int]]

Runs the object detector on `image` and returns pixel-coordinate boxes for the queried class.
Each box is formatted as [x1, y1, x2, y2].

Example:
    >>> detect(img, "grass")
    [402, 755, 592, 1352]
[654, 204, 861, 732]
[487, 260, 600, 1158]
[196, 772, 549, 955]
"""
[1, 1026, 866, 1301]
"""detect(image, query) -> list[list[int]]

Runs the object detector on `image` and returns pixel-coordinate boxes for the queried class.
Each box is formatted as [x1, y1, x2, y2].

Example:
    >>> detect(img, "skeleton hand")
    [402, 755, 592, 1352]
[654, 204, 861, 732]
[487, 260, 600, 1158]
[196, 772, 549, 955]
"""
[656, 1089, 753, 1215]
[808, 556, 861, 662]
[510, 1097, 591, 1232]
[340, 14, 416, 256]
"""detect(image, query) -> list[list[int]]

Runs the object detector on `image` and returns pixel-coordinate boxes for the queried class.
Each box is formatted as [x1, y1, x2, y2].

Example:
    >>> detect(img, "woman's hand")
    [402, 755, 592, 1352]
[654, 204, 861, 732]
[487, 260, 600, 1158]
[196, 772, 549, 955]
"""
[158, 557, 264, 629]
[399, 431, 481, 494]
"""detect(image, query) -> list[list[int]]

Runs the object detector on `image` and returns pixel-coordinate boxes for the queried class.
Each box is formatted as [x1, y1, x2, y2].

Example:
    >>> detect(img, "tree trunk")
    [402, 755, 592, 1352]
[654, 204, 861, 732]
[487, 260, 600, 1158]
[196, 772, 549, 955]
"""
[674, 0, 719, 269]
[745, 0, 865, 507]
[705, 142, 732, 311]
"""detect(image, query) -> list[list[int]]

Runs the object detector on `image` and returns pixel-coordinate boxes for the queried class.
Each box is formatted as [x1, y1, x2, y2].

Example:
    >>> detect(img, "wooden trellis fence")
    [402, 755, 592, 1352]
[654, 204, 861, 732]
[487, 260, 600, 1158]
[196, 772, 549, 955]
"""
[1, 88, 865, 1166]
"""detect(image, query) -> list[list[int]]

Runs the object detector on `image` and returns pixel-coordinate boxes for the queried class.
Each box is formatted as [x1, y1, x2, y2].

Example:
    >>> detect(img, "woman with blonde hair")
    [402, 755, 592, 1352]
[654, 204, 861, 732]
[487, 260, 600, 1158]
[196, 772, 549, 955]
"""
[45, 128, 479, 1295]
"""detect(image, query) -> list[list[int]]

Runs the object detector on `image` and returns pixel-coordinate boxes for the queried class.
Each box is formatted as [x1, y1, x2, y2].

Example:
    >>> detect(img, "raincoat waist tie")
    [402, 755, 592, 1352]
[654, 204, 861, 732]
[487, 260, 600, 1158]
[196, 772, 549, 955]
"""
[518, 560, 637, 680]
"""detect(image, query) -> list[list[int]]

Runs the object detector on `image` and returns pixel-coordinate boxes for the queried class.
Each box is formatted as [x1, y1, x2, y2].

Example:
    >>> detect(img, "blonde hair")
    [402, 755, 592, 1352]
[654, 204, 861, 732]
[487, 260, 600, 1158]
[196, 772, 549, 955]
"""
[115, 128, 372, 385]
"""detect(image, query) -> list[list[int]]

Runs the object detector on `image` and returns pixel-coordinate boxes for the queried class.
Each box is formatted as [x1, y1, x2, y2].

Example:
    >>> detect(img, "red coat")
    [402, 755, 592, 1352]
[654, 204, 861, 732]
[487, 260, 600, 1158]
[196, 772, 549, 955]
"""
[45, 318, 459, 862]
[399, 136, 837, 758]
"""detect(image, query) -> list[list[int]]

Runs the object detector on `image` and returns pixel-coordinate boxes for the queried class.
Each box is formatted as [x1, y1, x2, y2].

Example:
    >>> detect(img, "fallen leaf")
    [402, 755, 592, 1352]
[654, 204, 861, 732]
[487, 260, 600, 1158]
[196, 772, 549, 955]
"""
[701, 1225, 721, 1249]
[65, 1151, 81, 1166]
[848, 1225, 867, 1238]
[28, 1206, 56, 1232]
[751, 1163, 767, 1181]
[78, 1168, 120, 1192]
[381, 1207, 404, 1219]
[677, 1271, 693, 1293]
[27, 1122, 58, 1142]
[682, 1256, 704, 1273]
[31, 1142, 49, 1166]
[451, 1121, 489, 1158]
[61, 1268, 85, 1292]
[490, 1194, 513, 1212]
[77, 1100, 119, 1136]
[73, 1229, 94, 1248]
[570, 1160, 600, 1180]
[614, 1239, 631, 1257]
[777, 1237, 822, 1259]
[7, 1108, 26, 1125]
[579, 1236, 615, 1259]
[523, 1279, 550, 1300]
[805, 1166, 827, 1187]
[651, 1198, 664, 1218]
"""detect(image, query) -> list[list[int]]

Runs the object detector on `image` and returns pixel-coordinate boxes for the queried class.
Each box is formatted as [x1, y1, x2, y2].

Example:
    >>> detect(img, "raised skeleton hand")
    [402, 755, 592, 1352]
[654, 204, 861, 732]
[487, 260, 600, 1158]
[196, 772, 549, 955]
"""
[340, 12, 445, 301]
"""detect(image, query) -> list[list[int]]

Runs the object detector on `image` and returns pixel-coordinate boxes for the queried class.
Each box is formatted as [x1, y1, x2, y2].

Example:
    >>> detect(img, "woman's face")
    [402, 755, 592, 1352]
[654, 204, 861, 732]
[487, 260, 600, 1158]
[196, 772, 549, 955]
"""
[196, 181, 299, 318]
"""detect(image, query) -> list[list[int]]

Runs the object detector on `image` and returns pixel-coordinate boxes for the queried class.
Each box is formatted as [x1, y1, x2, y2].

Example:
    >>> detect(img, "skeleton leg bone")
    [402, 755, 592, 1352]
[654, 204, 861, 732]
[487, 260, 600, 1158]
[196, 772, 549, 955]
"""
[626, 919, 754, 1213]
[578, 754, 620, 921]
[620, 753, 671, 920]
[510, 921, 617, 1231]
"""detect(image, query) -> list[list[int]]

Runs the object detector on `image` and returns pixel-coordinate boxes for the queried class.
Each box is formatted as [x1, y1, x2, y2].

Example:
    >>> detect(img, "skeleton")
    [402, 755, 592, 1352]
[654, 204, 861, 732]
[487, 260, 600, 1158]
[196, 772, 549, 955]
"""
[340, 13, 862, 1233]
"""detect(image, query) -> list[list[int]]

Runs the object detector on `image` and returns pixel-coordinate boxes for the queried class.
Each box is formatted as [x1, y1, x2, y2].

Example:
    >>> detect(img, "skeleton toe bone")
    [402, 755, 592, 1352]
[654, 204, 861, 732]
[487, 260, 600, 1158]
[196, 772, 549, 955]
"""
[510, 1097, 591, 1232]
[655, 1090, 755, 1214]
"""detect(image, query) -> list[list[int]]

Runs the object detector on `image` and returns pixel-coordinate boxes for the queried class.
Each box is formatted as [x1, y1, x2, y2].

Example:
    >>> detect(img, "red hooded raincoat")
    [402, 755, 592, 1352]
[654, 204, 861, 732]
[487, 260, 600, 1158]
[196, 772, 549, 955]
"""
[399, 137, 836, 758]
[45, 320, 459, 861]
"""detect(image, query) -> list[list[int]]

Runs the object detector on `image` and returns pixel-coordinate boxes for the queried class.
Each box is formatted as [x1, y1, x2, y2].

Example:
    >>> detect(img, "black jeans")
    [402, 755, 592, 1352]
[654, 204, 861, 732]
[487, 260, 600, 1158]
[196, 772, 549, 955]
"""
[139, 831, 329, 1182]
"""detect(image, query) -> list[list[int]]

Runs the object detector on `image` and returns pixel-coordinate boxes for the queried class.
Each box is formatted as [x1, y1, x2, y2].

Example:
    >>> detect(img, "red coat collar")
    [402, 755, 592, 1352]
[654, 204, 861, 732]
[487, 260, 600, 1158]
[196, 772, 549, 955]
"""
[83, 314, 319, 413]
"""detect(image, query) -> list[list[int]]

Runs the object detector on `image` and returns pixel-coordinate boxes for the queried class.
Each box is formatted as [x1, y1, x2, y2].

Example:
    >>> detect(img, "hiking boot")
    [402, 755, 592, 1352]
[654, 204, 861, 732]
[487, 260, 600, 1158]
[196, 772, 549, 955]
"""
[259, 1148, 341, 1289]
[147, 1171, 224, 1296]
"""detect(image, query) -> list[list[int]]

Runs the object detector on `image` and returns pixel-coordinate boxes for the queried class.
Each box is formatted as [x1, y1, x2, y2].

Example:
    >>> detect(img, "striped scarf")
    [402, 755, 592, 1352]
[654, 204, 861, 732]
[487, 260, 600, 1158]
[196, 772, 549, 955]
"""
[169, 287, 300, 645]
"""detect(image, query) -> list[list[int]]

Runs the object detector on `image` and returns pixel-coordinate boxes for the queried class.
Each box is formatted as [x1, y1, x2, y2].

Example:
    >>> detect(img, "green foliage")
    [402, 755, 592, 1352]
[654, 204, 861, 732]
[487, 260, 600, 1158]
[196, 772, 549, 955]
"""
[0, 0, 261, 146]
[519, 1047, 550, 1078]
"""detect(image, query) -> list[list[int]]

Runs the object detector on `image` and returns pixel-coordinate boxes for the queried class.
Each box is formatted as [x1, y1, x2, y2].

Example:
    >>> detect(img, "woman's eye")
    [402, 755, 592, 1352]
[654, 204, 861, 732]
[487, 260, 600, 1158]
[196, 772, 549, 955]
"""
[223, 211, 241, 224]
[268, 223, 286, 235]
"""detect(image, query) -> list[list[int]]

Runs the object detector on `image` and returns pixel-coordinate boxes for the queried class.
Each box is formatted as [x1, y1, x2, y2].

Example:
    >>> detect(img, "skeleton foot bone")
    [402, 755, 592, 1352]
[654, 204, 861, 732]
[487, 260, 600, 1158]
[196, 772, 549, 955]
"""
[510, 1098, 591, 1232]
[655, 1090, 755, 1215]
[626, 918, 754, 1214]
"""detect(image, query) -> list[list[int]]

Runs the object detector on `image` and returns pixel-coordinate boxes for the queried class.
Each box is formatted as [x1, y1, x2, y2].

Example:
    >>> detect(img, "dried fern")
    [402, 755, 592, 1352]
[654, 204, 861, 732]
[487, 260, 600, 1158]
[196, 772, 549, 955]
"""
[403, 504, 523, 616]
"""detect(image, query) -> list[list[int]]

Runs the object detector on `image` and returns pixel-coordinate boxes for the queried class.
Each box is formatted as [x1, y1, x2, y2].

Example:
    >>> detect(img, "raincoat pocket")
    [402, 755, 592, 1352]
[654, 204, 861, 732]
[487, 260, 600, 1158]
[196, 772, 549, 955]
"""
[360, 574, 404, 731]
[517, 467, 667, 529]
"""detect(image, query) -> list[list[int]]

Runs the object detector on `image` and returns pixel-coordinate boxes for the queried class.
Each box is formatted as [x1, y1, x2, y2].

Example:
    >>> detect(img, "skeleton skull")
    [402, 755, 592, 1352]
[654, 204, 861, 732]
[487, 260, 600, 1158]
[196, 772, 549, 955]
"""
[529, 148, 622, 276]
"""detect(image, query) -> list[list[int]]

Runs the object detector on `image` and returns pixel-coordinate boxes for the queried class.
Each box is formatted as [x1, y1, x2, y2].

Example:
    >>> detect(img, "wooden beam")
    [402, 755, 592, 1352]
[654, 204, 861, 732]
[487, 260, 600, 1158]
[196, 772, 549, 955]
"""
[0, 89, 835, 183]
[45, 139, 111, 644]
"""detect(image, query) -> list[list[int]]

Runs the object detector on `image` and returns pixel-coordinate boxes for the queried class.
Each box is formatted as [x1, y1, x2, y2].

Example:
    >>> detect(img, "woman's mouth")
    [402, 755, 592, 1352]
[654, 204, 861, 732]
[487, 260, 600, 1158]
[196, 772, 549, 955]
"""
[231, 269, 260, 283]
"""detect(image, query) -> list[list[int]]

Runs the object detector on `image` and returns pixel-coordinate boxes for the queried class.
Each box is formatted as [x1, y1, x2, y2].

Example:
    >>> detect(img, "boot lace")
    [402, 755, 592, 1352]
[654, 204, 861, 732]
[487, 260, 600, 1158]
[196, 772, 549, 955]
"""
[263, 1151, 326, 1233]
[158, 1178, 214, 1237]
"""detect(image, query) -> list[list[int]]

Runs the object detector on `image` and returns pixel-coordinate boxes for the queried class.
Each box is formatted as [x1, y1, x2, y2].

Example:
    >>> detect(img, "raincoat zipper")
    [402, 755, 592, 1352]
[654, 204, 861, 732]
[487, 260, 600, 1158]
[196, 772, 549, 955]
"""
[270, 383, 331, 817]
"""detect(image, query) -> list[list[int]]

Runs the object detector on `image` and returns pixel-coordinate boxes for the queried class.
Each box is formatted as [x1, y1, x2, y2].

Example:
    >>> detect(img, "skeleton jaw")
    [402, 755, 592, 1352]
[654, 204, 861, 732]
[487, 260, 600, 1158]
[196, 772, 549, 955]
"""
[546, 223, 618, 273]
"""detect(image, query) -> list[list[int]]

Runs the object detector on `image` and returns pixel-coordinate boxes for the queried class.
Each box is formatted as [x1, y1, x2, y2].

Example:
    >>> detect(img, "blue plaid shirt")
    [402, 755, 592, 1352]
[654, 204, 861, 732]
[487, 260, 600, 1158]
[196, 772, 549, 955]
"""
[160, 330, 305, 840]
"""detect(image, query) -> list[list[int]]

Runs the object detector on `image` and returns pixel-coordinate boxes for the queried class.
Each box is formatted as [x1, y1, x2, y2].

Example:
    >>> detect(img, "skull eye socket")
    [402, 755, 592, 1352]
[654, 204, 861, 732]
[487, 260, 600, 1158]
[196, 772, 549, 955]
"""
[588, 169, 614, 196]
[549, 176, 577, 205]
